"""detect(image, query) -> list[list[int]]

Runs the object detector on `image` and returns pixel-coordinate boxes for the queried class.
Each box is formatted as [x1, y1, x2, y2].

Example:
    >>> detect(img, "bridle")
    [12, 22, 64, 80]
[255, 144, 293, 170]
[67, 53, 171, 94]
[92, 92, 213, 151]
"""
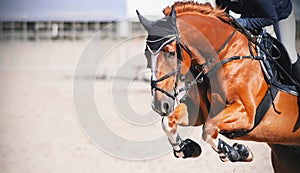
[147, 29, 238, 103]
[147, 33, 192, 101]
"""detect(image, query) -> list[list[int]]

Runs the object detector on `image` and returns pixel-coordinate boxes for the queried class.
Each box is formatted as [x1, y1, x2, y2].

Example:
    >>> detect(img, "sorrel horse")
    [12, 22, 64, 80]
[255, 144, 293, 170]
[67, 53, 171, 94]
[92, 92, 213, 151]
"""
[137, 2, 300, 172]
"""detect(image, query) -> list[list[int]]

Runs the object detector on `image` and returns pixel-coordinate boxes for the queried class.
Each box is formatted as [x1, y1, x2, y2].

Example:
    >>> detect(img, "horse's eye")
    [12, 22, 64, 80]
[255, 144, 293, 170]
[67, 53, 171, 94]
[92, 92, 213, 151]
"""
[169, 51, 175, 56]
[164, 51, 175, 59]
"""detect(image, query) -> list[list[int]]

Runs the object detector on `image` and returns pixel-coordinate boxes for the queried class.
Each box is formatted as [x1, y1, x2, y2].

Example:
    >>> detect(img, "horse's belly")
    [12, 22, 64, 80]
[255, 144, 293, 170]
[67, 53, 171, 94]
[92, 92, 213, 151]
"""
[243, 91, 300, 146]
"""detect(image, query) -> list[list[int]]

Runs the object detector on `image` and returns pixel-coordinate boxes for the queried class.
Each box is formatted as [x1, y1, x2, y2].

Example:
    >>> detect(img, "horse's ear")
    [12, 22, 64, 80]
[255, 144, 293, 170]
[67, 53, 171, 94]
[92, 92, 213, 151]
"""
[136, 10, 151, 31]
[169, 5, 177, 24]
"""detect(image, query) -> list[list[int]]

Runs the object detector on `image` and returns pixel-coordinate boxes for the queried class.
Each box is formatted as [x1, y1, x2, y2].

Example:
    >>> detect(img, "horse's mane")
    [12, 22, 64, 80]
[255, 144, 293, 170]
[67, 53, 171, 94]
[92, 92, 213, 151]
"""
[163, 1, 231, 22]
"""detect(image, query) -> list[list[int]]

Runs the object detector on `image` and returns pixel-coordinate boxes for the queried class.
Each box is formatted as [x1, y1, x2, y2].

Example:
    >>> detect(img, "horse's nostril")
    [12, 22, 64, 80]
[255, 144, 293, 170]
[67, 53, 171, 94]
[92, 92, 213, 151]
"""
[162, 102, 170, 114]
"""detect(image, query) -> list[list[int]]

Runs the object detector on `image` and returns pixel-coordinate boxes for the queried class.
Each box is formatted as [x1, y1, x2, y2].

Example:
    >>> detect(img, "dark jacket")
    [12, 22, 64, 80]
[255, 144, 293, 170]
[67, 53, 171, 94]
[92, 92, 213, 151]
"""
[216, 0, 293, 31]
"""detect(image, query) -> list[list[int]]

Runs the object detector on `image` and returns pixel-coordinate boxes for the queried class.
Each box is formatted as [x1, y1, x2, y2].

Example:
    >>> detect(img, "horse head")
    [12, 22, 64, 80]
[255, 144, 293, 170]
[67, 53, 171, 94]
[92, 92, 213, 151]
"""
[137, 7, 194, 116]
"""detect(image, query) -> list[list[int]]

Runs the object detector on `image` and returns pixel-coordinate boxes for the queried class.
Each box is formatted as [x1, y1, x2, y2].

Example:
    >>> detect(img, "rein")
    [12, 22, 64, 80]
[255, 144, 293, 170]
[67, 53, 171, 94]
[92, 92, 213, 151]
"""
[179, 29, 238, 100]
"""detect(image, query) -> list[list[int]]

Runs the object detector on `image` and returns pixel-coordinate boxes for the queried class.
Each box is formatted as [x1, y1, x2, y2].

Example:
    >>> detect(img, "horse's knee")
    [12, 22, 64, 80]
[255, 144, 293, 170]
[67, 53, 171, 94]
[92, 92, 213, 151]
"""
[161, 117, 169, 132]
[202, 122, 219, 141]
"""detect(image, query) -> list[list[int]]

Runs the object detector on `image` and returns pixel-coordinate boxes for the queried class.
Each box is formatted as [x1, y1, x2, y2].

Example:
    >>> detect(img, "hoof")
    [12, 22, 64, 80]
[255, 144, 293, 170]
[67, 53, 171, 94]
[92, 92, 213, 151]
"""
[219, 146, 240, 162]
[173, 139, 202, 159]
[218, 139, 240, 162]
[233, 143, 253, 162]
[217, 139, 253, 162]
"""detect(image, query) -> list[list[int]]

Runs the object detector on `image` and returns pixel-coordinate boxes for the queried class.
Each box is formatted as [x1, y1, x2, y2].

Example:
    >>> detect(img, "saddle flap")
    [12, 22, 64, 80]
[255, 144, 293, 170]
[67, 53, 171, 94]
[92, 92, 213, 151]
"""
[267, 35, 292, 75]
[261, 33, 292, 85]
[259, 32, 298, 96]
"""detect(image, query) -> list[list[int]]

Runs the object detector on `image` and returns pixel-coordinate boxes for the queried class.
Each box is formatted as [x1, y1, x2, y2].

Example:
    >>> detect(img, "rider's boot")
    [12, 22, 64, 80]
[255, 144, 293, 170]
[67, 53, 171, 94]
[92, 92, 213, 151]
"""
[292, 55, 300, 96]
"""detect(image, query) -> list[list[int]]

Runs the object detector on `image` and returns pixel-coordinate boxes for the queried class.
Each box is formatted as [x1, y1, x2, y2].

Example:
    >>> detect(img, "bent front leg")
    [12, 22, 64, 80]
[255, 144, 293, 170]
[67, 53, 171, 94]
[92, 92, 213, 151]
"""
[203, 100, 255, 142]
[161, 103, 202, 158]
[203, 101, 255, 162]
[161, 117, 202, 158]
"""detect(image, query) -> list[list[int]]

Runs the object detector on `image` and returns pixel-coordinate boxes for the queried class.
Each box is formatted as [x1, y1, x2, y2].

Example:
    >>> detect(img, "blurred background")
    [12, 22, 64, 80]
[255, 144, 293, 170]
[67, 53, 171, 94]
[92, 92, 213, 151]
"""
[0, 1, 299, 173]
[0, 0, 299, 41]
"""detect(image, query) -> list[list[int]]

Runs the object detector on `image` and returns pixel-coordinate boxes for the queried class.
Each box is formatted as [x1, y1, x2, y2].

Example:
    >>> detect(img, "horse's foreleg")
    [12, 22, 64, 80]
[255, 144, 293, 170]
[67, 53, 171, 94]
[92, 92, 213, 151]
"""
[161, 117, 202, 158]
[161, 103, 202, 158]
[202, 101, 254, 162]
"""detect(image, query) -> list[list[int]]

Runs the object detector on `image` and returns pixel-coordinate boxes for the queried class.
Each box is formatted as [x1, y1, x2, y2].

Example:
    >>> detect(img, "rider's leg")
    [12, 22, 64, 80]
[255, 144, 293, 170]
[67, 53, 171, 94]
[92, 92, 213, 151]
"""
[292, 56, 300, 85]
[275, 9, 300, 84]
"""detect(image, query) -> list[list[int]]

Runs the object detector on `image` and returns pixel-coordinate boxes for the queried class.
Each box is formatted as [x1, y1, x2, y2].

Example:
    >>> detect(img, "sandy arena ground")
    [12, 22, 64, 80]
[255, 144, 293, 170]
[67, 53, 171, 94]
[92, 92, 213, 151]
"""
[0, 38, 299, 173]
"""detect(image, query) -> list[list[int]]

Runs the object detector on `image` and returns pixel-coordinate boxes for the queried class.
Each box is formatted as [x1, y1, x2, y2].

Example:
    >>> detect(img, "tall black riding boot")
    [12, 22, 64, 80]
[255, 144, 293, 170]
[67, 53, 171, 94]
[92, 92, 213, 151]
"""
[292, 55, 300, 94]
[292, 56, 300, 82]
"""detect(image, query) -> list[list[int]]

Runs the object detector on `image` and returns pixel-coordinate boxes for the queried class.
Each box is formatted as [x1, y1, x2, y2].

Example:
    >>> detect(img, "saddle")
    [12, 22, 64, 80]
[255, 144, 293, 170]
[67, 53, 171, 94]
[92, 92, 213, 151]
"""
[225, 14, 298, 96]
[258, 30, 298, 96]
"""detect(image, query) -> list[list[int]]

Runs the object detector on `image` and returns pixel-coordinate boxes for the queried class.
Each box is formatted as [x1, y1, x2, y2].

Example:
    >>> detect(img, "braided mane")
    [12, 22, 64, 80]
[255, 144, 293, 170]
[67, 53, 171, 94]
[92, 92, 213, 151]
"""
[163, 1, 231, 22]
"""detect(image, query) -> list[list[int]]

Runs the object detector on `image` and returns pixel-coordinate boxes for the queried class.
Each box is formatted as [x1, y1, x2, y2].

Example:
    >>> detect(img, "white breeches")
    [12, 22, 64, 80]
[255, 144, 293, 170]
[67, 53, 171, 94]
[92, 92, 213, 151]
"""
[274, 9, 298, 63]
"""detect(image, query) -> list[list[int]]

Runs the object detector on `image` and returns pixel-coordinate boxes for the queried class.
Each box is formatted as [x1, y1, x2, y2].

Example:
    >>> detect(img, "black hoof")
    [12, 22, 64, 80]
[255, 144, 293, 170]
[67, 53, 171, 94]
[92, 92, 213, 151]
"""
[173, 138, 202, 159]
[218, 143, 240, 162]
[217, 139, 253, 162]
[233, 143, 253, 162]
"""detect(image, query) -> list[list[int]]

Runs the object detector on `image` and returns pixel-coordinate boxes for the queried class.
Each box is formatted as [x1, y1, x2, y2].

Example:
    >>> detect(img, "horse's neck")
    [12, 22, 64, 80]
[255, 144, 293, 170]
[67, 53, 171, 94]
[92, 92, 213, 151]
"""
[178, 14, 240, 61]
